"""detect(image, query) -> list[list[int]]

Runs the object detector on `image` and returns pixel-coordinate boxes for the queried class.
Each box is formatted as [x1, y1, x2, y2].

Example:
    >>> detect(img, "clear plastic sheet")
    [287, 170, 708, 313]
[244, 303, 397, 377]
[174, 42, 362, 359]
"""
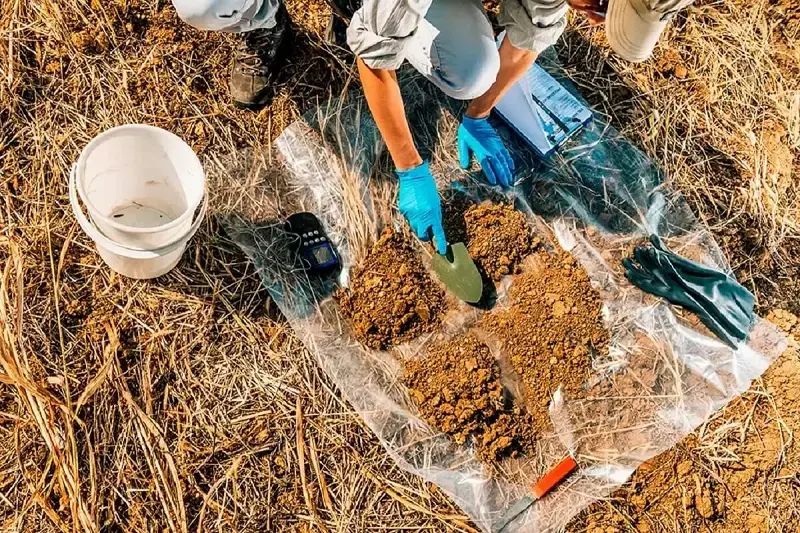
[208, 59, 788, 532]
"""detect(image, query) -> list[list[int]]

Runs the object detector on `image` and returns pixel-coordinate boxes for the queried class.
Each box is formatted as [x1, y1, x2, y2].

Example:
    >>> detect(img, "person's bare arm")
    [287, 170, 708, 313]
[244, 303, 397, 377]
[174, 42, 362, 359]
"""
[466, 0, 605, 119]
[357, 58, 422, 170]
[465, 37, 538, 119]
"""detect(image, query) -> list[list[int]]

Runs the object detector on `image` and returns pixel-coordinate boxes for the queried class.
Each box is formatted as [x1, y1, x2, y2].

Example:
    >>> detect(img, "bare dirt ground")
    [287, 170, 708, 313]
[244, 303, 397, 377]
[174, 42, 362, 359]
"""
[0, 0, 798, 532]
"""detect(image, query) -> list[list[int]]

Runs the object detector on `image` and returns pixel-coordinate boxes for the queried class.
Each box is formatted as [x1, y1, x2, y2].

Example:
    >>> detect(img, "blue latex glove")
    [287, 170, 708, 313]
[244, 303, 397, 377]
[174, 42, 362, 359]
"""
[396, 161, 447, 255]
[458, 115, 516, 187]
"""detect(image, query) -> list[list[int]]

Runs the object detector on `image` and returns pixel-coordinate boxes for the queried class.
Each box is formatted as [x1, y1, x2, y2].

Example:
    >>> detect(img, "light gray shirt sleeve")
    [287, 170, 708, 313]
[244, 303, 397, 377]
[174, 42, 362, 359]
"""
[346, 0, 568, 70]
[347, 0, 435, 70]
[499, 0, 569, 54]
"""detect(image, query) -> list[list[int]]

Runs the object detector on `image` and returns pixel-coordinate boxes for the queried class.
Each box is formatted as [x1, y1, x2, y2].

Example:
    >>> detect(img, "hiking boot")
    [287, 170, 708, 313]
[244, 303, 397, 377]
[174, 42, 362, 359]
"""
[230, 6, 289, 108]
[324, 0, 362, 46]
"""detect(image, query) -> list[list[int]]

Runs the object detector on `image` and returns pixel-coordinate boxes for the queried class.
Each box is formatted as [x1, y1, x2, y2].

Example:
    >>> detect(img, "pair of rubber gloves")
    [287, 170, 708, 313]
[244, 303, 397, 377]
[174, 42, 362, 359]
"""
[396, 116, 515, 255]
[623, 235, 756, 348]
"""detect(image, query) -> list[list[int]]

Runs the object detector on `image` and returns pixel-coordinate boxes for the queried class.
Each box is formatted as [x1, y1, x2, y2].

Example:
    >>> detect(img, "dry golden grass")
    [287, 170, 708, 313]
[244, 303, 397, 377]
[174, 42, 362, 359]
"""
[0, 0, 798, 532]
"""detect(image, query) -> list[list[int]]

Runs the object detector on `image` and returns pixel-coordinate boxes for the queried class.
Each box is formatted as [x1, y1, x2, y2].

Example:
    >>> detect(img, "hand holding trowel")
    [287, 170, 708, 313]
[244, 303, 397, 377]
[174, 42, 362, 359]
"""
[396, 162, 483, 304]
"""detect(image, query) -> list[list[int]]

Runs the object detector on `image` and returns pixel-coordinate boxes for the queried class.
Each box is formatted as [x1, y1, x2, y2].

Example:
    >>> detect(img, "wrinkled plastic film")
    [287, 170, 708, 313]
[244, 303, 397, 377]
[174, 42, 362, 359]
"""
[211, 62, 787, 532]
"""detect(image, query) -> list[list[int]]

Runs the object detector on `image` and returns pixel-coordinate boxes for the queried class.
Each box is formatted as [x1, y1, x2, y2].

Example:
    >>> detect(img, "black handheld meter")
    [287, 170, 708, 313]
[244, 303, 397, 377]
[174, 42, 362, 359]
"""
[285, 212, 340, 274]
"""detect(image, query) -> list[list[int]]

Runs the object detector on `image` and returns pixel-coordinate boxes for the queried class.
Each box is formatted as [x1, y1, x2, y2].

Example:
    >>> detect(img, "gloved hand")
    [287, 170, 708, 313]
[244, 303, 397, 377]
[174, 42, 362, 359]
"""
[396, 161, 447, 255]
[623, 235, 755, 348]
[458, 115, 516, 187]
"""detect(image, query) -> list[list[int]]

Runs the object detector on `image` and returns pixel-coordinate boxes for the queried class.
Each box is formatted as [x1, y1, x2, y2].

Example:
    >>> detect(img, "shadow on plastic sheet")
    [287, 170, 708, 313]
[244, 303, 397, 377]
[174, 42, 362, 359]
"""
[501, 50, 693, 241]
[201, 145, 345, 321]
[221, 216, 341, 320]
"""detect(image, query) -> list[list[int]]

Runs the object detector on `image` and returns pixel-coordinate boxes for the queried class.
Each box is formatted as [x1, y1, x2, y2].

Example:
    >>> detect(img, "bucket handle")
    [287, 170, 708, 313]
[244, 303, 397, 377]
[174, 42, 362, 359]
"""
[69, 165, 208, 260]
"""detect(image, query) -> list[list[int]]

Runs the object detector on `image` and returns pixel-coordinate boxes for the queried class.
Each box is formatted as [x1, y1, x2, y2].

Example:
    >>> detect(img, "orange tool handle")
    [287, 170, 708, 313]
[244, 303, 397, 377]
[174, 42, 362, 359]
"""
[532, 455, 578, 499]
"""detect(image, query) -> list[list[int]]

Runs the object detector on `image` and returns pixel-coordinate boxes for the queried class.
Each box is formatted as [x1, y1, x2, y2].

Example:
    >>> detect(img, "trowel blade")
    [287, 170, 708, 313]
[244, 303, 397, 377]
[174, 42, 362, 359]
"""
[430, 242, 483, 304]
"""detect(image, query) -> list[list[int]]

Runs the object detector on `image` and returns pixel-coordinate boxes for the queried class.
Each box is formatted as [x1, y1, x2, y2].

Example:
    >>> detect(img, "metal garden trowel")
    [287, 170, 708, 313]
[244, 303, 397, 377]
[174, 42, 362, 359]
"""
[430, 242, 483, 303]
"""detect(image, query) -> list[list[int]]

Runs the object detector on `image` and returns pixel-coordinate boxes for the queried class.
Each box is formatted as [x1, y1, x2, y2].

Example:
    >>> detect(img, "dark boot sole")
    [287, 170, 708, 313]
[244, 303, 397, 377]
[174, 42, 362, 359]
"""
[232, 95, 272, 110]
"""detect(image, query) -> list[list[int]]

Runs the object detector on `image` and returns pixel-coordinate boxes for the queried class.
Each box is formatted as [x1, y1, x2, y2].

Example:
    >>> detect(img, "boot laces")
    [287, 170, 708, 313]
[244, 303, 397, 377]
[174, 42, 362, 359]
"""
[236, 30, 273, 74]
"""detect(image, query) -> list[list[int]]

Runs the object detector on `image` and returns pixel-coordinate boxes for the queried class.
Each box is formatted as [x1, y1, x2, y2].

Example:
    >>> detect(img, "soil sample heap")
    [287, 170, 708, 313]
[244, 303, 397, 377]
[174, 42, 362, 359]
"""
[482, 250, 609, 435]
[402, 334, 535, 462]
[337, 228, 446, 350]
[442, 197, 540, 281]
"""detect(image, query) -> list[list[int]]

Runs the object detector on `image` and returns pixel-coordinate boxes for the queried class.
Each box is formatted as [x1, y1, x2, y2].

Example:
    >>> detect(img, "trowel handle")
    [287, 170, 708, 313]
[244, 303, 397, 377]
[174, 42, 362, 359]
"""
[532, 455, 577, 499]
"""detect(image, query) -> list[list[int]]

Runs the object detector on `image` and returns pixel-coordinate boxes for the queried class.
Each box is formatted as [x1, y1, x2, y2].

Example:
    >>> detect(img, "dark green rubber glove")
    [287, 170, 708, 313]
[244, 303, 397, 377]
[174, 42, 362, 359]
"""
[649, 236, 755, 325]
[631, 246, 751, 340]
[648, 236, 754, 335]
[623, 236, 755, 348]
[623, 256, 742, 347]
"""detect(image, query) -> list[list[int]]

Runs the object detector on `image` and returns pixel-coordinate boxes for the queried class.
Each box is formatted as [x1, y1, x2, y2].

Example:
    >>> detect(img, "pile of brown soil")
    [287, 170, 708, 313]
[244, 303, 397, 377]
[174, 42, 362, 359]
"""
[337, 228, 447, 350]
[402, 334, 535, 462]
[442, 197, 540, 281]
[482, 250, 609, 435]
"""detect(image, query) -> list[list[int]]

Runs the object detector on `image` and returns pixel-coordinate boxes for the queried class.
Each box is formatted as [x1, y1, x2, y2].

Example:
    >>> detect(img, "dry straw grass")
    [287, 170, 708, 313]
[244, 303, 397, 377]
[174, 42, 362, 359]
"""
[0, 0, 798, 532]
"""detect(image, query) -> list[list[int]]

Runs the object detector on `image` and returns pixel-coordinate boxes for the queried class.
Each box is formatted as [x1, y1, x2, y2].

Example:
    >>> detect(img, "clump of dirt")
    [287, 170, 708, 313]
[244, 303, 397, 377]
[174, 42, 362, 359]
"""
[69, 28, 110, 54]
[442, 196, 540, 281]
[402, 334, 536, 462]
[337, 228, 447, 350]
[654, 48, 689, 79]
[482, 250, 608, 434]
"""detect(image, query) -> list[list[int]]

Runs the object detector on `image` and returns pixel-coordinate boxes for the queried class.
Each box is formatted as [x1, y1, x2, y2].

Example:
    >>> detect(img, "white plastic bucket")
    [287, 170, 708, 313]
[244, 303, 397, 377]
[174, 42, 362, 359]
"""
[75, 124, 206, 250]
[69, 125, 207, 279]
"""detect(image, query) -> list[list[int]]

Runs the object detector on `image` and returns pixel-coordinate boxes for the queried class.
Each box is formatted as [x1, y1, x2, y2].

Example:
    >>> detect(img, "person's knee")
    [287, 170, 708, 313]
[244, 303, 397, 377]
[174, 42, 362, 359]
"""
[436, 44, 500, 100]
[171, 0, 221, 31]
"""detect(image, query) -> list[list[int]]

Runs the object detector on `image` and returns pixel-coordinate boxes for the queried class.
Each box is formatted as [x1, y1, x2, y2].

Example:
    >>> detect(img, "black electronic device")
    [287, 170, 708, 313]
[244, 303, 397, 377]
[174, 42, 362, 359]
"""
[285, 212, 340, 274]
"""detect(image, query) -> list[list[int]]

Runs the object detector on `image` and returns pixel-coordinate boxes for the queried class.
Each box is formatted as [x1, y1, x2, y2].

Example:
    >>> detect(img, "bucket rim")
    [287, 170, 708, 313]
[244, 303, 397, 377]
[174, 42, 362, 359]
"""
[75, 124, 205, 235]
